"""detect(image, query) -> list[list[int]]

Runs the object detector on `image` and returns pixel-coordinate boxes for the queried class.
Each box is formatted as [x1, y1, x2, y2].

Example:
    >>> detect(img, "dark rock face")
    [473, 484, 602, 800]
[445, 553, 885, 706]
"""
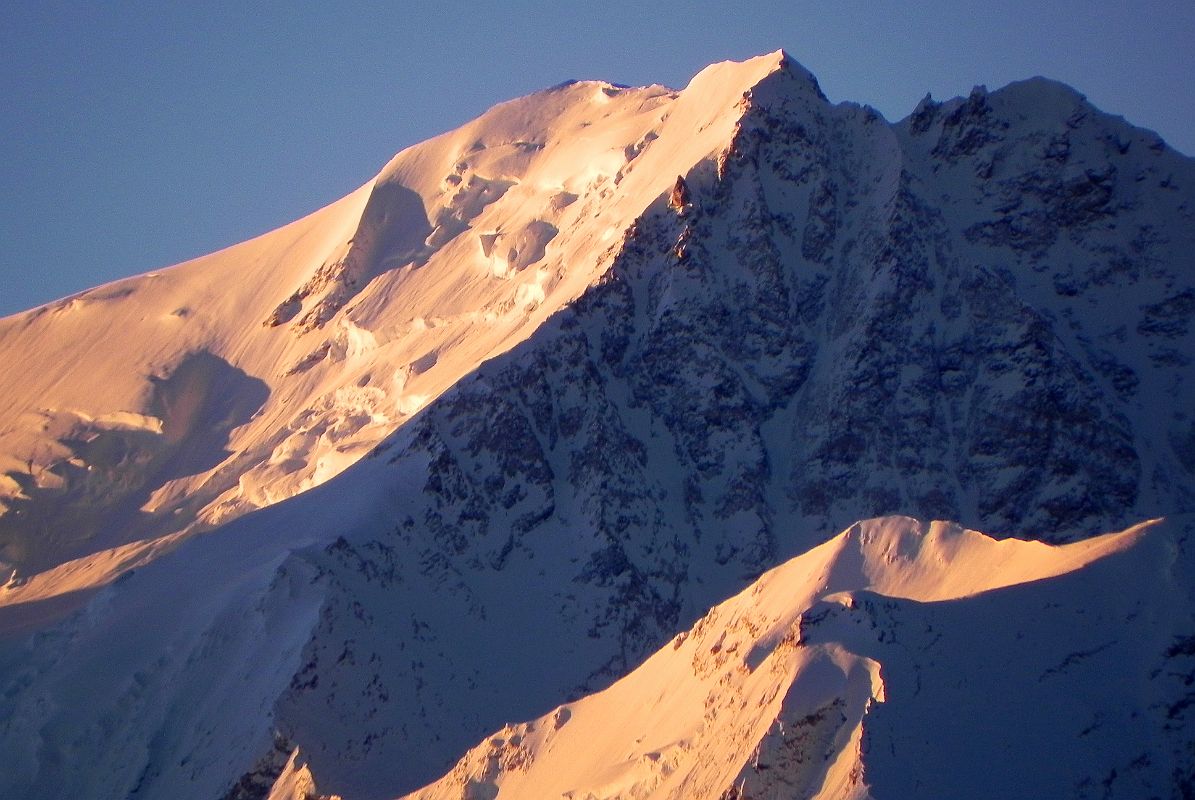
[397, 66, 1190, 556]
[274, 66, 1195, 796]
[5, 60, 1193, 800]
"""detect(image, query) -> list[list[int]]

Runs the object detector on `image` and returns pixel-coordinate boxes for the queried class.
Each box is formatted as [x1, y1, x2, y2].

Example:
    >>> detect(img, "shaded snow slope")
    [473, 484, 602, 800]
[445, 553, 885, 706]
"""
[0, 51, 1192, 800]
[3, 48, 1190, 602]
[0, 444, 422, 799]
[400, 516, 1195, 800]
[0, 52, 790, 583]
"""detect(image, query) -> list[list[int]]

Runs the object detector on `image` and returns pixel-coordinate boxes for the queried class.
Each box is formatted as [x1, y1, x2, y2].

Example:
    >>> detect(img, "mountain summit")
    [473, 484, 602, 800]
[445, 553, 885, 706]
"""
[0, 52, 793, 582]
[0, 52, 1192, 798]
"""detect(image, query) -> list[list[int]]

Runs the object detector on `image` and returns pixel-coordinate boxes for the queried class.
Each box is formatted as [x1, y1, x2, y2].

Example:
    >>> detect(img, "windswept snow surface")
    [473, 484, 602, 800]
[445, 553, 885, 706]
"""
[0, 50, 1193, 799]
[0, 53, 785, 583]
[401, 516, 1194, 800]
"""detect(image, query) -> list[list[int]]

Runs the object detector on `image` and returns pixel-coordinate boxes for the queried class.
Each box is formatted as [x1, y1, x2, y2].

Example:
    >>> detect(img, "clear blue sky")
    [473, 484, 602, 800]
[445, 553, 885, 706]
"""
[2, 1, 1192, 317]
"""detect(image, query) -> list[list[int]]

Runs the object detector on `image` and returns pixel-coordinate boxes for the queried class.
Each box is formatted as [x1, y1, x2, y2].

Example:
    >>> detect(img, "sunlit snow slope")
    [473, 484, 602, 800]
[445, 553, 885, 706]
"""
[402, 516, 1194, 800]
[0, 50, 1193, 800]
[0, 53, 787, 586]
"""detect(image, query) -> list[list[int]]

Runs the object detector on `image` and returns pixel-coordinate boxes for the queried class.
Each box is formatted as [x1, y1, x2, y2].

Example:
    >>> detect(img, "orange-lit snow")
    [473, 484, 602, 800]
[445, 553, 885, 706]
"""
[0, 52, 792, 598]
[398, 517, 1166, 800]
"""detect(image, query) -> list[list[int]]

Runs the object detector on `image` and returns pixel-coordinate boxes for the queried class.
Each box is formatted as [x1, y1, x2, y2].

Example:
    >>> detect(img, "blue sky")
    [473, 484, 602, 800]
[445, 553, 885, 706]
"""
[2, 1, 1192, 316]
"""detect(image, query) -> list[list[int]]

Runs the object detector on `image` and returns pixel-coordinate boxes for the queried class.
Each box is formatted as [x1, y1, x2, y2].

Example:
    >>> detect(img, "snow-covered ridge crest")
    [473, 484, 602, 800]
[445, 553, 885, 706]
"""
[399, 516, 1191, 800]
[0, 49, 1191, 800]
[0, 50, 795, 589]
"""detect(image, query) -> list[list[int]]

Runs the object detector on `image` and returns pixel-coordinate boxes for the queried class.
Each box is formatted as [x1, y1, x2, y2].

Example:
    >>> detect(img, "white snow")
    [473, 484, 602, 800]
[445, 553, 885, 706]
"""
[400, 516, 1188, 800]
[0, 52, 793, 595]
[0, 49, 1190, 800]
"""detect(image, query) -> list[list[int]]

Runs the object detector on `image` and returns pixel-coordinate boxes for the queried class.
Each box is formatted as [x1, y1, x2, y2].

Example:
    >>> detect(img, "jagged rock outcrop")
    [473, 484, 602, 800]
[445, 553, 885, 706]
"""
[0, 52, 1191, 800]
[264, 55, 1193, 796]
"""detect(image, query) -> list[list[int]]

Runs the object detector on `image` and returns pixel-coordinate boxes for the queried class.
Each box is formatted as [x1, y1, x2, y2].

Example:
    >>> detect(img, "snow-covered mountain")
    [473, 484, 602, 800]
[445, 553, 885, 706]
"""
[403, 516, 1194, 800]
[0, 51, 1192, 798]
[0, 53, 769, 585]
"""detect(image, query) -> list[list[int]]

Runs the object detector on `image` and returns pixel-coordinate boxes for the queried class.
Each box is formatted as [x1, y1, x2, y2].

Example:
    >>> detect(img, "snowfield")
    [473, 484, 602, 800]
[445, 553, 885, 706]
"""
[0, 51, 1192, 798]
[403, 516, 1193, 800]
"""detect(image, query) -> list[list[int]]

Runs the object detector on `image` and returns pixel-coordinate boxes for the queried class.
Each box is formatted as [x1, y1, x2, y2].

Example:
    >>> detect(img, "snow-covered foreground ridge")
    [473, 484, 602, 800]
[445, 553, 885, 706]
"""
[402, 516, 1194, 800]
[2, 514, 1190, 799]
[0, 49, 1192, 798]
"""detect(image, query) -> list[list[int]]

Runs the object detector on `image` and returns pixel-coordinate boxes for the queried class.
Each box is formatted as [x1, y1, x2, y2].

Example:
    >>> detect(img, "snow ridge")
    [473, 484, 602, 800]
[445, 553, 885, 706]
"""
[403, 517, 1193, 800]
[0, 51, 1192, 799]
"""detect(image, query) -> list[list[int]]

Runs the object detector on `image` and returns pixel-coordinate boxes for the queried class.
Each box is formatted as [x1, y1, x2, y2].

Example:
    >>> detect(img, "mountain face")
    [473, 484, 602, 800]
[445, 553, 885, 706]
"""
[0, 55, 762, 581]
[0, 51, 1192, 799]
